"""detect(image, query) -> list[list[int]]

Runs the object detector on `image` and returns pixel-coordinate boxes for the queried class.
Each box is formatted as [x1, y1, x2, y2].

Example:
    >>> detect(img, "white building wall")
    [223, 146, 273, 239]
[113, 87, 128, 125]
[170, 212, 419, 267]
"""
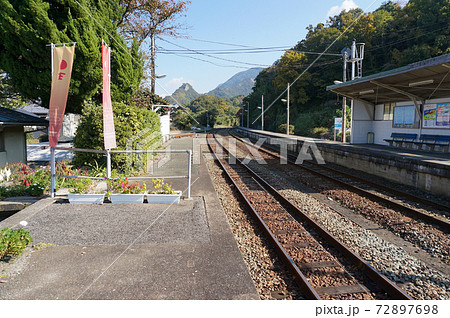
[160, 114, 170, 142]
[351, 100, 374, 144]
[351, 97, 450, 145]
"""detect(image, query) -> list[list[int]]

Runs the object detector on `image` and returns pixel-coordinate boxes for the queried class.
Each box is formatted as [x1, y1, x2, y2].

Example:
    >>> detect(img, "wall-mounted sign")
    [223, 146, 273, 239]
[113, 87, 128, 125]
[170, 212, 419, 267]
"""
[334, 117, 342, 131]
[393, 105, 419, 128]
[423, 103, 450, 128]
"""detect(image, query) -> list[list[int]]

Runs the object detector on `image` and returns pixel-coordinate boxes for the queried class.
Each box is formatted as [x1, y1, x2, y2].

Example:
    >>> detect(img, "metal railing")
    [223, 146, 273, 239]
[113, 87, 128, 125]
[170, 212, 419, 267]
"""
[48, 146, 192, 199]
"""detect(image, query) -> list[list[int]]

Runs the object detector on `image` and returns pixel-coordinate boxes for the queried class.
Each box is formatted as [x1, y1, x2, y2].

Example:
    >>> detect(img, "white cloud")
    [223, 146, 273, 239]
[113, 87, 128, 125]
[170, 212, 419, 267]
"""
[327, 0, 359, 18]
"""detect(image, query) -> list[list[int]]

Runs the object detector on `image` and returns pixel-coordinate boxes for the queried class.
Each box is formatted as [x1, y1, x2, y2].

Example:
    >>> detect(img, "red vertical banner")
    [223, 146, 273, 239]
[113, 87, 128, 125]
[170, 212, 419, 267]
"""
[102, 43, 117, 150]
[49, 45, 75, 147]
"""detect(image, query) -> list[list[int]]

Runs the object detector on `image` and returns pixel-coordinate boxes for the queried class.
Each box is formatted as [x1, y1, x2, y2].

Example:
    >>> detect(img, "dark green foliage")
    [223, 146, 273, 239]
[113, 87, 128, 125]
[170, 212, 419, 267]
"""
[244, 0, 449, 137]
[0, 0, 143, 113]
[131, 87, 169, 109]
[188, 95, 240, 128]
[0, 184, 44, 198]
[0, 228, 33, 260]
[172, 109, 194, 130]
[72, 101, 161, 170]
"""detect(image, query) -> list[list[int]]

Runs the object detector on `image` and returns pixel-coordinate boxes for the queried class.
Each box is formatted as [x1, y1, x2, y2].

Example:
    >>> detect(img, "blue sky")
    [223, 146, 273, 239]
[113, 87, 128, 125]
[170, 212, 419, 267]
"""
[151, 0, 387, 96]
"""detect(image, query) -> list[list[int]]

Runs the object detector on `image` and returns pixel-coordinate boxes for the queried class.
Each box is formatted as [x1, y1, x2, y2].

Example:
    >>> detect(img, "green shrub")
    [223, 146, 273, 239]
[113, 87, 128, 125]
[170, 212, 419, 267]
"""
[312, 127, 332, 139]
[0, 184, 44, 199]
[278, 124, 295, 135]
[0, 228, 33, 260]
[72, 101, 162, 171]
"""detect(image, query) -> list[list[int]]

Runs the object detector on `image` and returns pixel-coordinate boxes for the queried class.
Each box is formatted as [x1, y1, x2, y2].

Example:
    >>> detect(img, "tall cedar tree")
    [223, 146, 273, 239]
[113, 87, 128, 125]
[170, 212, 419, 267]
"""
[0, 0, 143, 113]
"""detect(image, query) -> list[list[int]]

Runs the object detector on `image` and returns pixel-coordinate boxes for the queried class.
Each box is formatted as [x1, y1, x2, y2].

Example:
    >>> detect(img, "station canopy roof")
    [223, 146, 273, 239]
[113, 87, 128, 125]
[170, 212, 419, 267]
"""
[326, 53, 450, 105]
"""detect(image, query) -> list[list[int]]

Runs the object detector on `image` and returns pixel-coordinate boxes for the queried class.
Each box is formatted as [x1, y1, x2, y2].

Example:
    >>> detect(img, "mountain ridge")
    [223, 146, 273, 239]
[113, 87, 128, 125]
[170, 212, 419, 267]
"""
[166, 67, 263, 105]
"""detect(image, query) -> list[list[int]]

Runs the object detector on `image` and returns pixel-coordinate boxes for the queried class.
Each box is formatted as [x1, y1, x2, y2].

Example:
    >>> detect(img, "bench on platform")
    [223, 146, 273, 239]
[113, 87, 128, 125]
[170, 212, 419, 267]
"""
[384, 133, 417, 148]
[414, 134, 450, 152]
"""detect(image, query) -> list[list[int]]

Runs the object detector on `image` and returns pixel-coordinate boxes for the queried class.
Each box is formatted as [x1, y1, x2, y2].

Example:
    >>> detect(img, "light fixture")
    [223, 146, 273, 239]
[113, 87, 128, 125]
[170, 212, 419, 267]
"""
[409, 79, 434, 87]
[281, 99, 287, 102]
[359, 89, 374, 95]
[333, 80, 343, 85]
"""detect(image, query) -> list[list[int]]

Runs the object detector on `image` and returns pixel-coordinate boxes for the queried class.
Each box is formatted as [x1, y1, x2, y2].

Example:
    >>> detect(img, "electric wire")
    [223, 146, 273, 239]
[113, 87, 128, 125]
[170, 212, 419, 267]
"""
[251, 0, 380, 125]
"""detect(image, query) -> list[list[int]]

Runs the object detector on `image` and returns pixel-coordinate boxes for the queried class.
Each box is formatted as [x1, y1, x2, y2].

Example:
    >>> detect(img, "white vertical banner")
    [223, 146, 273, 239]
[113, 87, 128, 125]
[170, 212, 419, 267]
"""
[102, 42, 117, 150]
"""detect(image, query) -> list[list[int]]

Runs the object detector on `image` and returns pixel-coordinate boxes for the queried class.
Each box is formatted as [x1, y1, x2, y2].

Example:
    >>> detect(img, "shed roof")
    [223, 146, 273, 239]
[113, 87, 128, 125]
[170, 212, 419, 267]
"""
[326, 53, 450, 105]
[0, 106, 49, 126]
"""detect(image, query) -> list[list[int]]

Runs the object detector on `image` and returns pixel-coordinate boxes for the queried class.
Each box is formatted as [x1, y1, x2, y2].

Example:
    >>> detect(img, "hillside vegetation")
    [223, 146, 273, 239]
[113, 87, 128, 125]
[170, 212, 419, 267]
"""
[243, 0, 449, 138]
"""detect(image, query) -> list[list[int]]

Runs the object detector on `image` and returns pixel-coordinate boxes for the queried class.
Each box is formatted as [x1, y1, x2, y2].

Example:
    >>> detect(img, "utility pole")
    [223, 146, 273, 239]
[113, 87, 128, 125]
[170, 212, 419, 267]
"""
[286, 83, 290, 135]
[342, 51, 348, 143]
[349, 39, 365, 144]
[151, 33, 156, 93]
[261, 95, 264, 130]
[247, 102, 249, 128]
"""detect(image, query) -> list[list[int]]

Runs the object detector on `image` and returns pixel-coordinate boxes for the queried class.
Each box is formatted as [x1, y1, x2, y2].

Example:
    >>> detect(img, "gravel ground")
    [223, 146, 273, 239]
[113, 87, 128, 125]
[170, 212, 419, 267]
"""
[205, 157, 304, 299]
[206, 132, 449, 300]
[240, 149, 450, 300]
[231, 133, 449, 265]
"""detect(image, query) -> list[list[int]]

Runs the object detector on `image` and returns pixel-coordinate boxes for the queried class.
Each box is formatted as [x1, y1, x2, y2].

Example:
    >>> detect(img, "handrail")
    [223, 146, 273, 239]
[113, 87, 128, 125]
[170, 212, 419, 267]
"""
[49, 147, 192, 199]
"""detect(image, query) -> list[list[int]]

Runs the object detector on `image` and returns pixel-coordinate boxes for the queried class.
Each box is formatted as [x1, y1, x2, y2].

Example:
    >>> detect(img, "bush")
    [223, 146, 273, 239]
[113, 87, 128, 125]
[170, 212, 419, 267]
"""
[0, 228, 33, 260]
[72, 101, 161, 171]
[278, 124, 295, 135]
[312, 127, 332, 139]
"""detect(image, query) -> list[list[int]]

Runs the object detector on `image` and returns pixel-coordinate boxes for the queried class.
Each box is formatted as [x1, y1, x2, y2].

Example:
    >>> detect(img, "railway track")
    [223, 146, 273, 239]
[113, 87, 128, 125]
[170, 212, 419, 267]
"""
[207, 130, 412, 300]
[230, 129, 450, 233]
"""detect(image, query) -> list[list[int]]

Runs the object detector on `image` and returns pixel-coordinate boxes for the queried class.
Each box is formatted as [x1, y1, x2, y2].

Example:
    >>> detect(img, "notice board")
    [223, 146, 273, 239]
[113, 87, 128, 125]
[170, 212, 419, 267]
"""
[393, 105, 419, 128]
[423, 103, 450, 128]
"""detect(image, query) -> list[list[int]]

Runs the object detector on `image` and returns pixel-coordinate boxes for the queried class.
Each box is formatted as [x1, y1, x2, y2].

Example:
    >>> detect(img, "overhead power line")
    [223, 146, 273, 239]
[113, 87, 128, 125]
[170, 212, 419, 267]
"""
[158, 37, 271, 68]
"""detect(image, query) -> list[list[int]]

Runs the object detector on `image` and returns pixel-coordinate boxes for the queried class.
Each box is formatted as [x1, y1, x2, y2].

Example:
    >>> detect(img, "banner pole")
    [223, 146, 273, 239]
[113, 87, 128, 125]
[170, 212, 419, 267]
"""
[106, 150, 111, 179]
[50, 147, 56, 198]
[187, 150, 192, 199]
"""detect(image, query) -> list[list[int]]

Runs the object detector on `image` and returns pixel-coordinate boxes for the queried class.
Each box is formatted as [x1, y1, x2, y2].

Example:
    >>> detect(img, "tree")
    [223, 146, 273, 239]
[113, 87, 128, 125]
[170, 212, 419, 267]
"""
[0, 0, 143, 113]
[117, 0, 190, 93]
[0, 71, 28, 109]
[243, 1, 448, 138]
[187, 95, 238, 128]
[72, 101, 161, 170]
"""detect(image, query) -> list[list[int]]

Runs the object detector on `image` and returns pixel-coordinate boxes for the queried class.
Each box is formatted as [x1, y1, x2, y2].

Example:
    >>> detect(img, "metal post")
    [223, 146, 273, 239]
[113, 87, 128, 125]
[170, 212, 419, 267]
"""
[187, 150, 192, 199]
[50, 147, 55, 198]
[247, 102, 249, 128]
[151, 33, 156, 93]
[342, 51, 348, 143]
[261, 95, 264, 131]
[106, 150, 111, 179]
[286, 83, 290, 135]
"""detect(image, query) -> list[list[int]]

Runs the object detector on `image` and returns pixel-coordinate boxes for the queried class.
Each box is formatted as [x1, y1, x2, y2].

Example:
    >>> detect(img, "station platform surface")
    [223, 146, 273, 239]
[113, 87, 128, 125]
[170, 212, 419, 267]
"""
[0, 135, 259, 300]
[236, 128, 450, 169]
[238, 127, 450, 171]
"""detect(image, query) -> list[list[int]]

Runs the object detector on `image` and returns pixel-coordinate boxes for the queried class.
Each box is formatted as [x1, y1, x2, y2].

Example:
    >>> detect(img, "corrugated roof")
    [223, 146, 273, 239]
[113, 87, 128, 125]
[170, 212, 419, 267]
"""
[326, 53, 450, 104]
[0, 106, 49, 126]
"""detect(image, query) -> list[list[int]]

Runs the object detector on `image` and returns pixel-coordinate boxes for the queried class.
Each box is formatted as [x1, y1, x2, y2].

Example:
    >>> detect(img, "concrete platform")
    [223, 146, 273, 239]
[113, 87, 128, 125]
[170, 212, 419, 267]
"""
[237, 127, 450, 198]
[0, 135, 259, 300]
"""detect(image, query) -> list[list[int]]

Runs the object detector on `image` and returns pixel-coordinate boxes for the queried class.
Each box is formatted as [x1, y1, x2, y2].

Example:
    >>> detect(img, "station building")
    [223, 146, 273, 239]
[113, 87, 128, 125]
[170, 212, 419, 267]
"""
[327, 53, 450, 150]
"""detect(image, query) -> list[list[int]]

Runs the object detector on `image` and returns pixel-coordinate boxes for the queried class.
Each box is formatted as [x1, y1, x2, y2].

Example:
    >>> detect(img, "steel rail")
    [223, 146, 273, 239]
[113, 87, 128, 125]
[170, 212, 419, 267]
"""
[210, 130, 412, 300]
[231, 129, 450, 212]
[230, 130, 450, 232]
[207, 133, 321, 300]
